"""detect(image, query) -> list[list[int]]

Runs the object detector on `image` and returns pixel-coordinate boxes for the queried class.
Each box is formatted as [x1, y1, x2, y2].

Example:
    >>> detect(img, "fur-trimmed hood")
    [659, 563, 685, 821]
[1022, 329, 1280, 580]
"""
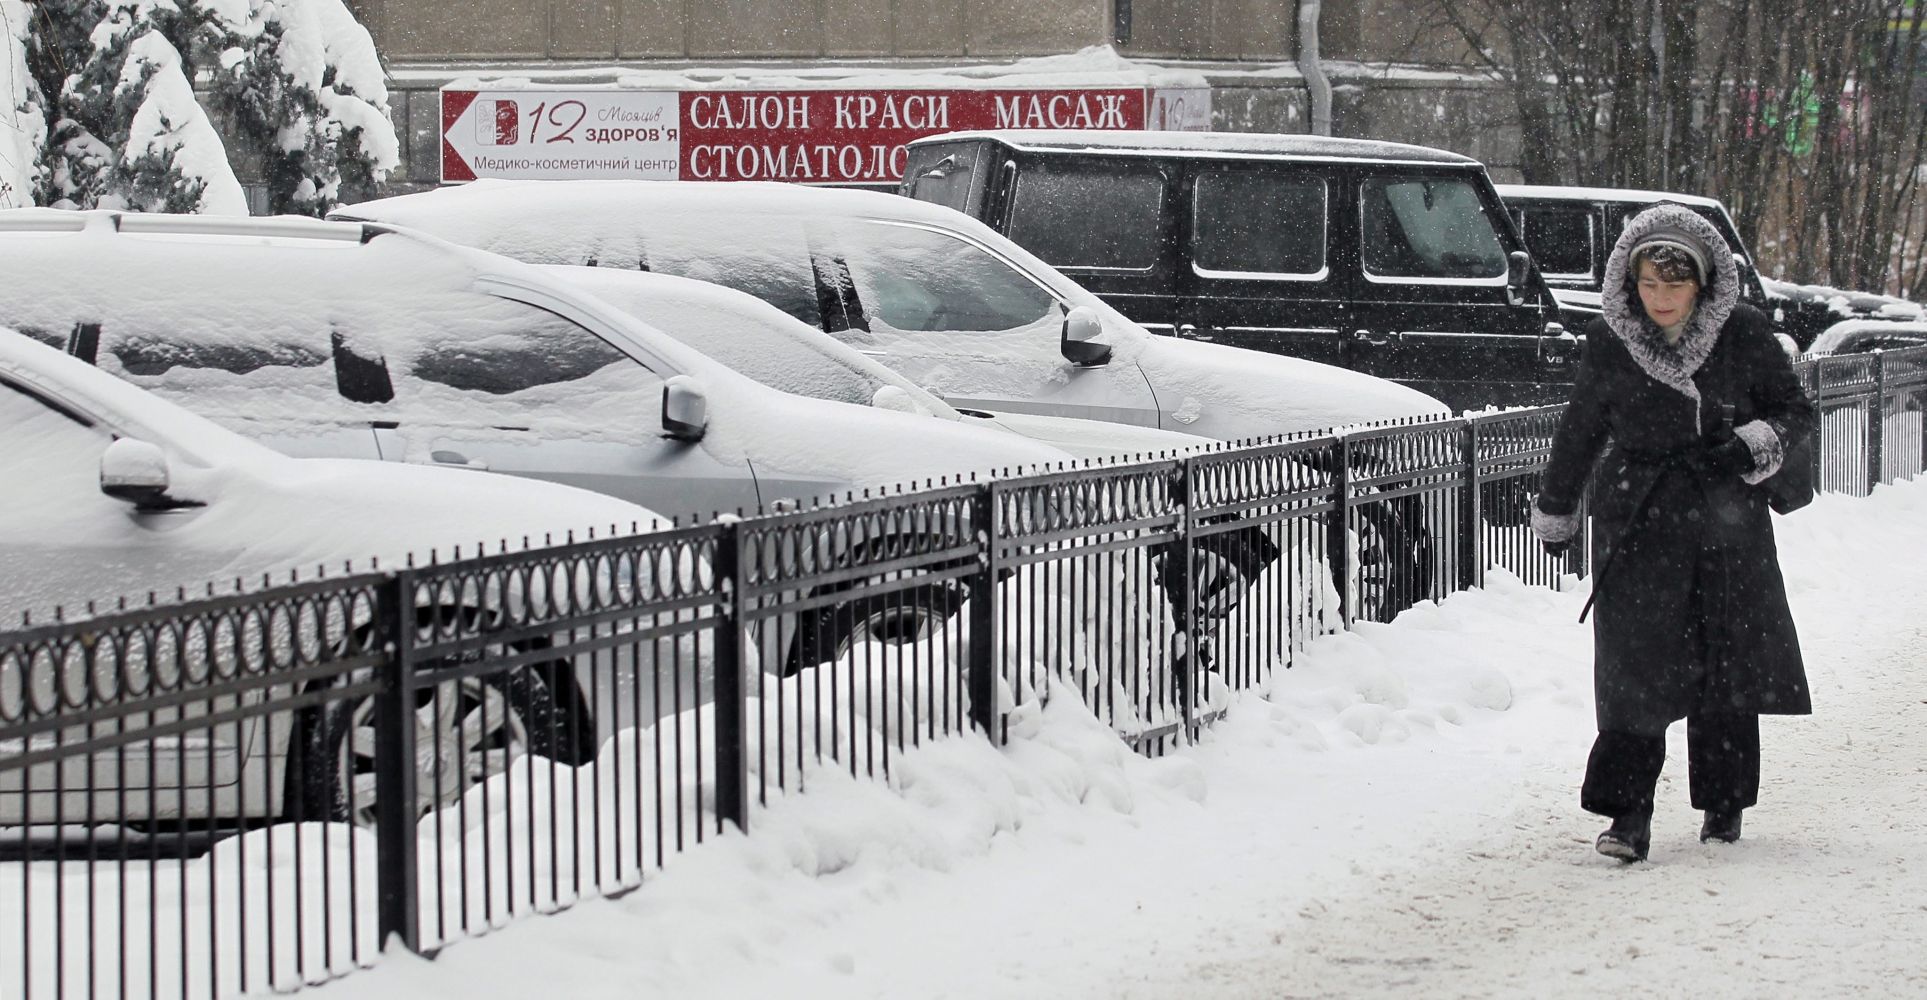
[1601, 205, 1741, 426]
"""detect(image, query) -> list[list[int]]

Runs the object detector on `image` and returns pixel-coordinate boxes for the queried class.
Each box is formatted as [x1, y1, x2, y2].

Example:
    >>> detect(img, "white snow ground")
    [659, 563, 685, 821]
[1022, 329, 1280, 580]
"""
[318, 476, 1927, 1000]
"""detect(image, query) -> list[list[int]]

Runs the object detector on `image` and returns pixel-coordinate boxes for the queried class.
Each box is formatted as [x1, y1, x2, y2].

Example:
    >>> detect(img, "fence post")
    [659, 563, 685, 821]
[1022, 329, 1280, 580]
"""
[373, 570, 421, 955]
[1327, 437, 1353, 628]
[1178, 456, 1199, 743]
[712, 521, 748, 832]
[1457, 419, 1481, 592]
[1869, 352, 1886, 492]
[966, 480, 1001, 743]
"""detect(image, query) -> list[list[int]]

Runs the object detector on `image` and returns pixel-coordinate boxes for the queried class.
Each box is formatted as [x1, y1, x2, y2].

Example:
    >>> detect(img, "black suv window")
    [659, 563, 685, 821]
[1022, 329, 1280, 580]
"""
[1192, 172, 1326, 277]
[903, 145, 983, 215]
[1517, 207, 1595, 278]
[835, 221, 1062, 335]
[1007, 162, 1165, 271]
[1362, 175, 1507, 281]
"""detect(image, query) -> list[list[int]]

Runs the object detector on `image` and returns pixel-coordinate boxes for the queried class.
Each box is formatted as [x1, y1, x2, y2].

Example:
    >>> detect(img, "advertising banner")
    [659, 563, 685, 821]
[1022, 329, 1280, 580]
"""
[441, 85, 1209, 185]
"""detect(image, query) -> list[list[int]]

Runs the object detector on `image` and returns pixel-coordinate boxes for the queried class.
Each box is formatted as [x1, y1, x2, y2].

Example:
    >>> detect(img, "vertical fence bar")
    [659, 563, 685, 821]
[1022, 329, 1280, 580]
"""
[1870, 351, 1886, 491]
[1809, 365, 1826, 492]
[713, 521, 748, 833]
[1178, 456, 1199, 743]
[374, 571, 421, 955]
[1458, 419, 1482, 591]
[966, 481, 1001, 742]
[1327, 437, 1353, 628]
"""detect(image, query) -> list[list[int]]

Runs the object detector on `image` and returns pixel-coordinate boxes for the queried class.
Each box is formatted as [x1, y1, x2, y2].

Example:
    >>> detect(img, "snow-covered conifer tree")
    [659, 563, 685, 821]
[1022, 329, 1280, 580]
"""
[13, 0, 394, 215]
[47, 0, 246, 213]
[212, 0, 396, 215]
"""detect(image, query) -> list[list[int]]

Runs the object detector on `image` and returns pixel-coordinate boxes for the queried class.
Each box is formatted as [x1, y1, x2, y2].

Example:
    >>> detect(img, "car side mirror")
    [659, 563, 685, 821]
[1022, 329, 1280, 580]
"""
[661, 376, 709, 442]
[1506, 250, 1532, 305]
[100, 438, 200, 510]
[871, 385, 926, 415]
[1060, 306, 1111, 366]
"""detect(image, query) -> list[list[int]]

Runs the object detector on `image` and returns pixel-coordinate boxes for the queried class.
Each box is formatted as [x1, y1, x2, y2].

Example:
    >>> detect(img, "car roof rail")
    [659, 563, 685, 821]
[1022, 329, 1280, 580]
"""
[0, 208, 392, 244]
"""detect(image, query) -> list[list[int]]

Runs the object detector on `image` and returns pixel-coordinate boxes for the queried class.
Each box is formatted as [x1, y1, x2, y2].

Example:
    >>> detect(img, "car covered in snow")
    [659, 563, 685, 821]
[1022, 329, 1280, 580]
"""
[544, 266, 1219, 462]
[1802, 321, 1927, 358]
[0, 332, 679, 827]
[330, 179, 1450, 440]
[0, 210, 1074, 522]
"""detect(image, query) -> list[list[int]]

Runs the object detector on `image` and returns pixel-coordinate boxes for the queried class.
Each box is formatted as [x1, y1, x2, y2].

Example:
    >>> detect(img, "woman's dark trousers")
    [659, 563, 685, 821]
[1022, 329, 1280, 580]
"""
[1581, 713, 1761, 817]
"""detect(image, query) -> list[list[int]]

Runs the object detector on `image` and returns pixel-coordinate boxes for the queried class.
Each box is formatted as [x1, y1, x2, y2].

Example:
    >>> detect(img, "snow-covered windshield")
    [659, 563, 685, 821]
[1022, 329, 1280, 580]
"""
[549, 267, 954, 417]
[832, 220, 1066, 337]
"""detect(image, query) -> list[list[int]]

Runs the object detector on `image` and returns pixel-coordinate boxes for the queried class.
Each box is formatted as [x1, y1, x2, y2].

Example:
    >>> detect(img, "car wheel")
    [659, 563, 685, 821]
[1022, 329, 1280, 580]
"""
[286, 638, 590, 826]
[784, 581, 966, 676]
[1348, 501, 1435, 623]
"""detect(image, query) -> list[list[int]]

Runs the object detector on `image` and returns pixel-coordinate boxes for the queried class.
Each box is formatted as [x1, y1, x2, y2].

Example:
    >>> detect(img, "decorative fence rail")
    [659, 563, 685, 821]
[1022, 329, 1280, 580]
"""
[4, 346, 1923, 1000]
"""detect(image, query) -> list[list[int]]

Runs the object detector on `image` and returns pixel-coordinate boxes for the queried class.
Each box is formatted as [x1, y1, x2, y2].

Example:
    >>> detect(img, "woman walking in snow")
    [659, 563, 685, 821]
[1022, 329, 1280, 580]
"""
[1531, 204, 1815, 863]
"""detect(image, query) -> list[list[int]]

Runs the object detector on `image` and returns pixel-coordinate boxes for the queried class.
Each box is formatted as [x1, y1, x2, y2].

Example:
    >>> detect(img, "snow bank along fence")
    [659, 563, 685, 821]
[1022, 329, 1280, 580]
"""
[3, 346, 1922, 1000]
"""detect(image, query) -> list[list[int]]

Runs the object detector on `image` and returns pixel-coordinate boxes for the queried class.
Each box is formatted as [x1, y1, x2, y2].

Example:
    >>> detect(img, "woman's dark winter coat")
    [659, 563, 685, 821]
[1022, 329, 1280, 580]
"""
[1534, 206, 1816, 736]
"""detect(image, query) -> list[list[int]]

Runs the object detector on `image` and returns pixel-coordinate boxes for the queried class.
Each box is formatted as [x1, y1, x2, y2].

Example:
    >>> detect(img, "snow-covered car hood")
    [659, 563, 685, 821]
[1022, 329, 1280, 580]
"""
[1135, 338, 1451, 439]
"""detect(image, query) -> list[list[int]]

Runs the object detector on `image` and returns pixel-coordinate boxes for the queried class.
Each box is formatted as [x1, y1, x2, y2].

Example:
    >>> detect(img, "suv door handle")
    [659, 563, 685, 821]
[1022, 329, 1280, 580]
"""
[1350, 329, 1395, 348]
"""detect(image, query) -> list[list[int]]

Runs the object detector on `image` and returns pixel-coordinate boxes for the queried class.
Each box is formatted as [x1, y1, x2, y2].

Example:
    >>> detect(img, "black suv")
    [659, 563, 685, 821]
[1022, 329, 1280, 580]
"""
[900, 130, 1575, 411]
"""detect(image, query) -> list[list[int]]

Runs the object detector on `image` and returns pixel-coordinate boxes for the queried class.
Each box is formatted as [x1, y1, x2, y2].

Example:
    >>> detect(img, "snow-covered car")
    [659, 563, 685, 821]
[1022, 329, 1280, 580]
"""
[332, 181, 1452, 616]
[1802, 321, 1927, 358]
[331, 180, 1450, 441]
[0, 210, 1073, 520]
[544, 266, 1219, 461]
[0, 333, 678, 827]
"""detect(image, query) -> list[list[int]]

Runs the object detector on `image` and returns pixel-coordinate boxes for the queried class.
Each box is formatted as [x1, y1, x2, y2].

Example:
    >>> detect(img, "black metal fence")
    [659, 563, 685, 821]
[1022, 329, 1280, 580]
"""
[4, 346, 1923, 1000]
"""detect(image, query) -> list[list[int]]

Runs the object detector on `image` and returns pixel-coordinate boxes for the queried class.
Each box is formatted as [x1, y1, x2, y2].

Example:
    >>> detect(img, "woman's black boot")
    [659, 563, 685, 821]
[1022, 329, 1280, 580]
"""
[1700, 809, 1743, 844]
[1596, 810, 1652, 862]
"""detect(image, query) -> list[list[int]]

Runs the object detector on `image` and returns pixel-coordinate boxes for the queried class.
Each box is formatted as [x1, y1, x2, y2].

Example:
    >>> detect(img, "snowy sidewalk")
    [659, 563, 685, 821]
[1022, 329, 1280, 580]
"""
[332, 478, 1927, 1000]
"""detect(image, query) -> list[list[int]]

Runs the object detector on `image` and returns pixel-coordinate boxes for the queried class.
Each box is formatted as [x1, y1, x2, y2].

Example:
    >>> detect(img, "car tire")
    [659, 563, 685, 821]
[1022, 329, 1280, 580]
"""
[284, 632, 592, 827]
[1348, 500, 1435, 623]
[783, 579, 966, 677]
